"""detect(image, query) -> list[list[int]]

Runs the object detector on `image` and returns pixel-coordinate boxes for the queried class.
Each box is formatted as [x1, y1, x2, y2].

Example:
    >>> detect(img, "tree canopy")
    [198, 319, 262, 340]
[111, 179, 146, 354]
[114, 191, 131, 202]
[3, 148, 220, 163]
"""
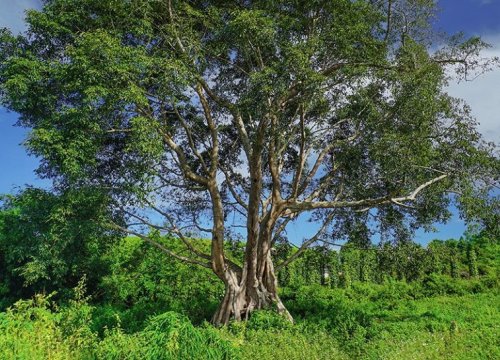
[0, 0, 498, 324]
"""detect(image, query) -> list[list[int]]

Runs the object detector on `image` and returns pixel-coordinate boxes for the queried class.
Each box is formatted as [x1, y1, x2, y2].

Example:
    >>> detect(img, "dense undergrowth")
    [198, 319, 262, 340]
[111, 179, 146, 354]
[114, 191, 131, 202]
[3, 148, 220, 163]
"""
[0, 233, 498, 359]
[0, 282, 498, 359]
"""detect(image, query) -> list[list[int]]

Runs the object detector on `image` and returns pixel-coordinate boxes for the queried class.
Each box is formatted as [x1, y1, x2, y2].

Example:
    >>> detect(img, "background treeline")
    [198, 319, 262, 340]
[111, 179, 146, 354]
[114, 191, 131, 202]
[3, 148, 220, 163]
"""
[277, 235, 497, 289]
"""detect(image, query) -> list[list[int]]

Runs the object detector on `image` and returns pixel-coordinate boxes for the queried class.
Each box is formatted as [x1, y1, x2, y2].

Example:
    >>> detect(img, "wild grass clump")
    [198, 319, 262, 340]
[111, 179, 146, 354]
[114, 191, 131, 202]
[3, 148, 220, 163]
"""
[0, 293, 238, 360]
[96, 312, 238, 360]
[0, 293, 95, 360]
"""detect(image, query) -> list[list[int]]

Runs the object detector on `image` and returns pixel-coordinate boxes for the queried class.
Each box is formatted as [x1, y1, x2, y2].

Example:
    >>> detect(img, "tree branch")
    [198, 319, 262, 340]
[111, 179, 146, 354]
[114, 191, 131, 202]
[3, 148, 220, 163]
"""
[194, 84, 219, 176]
[285, 174, 449, 213]
[123, 207, 212, 261]
[220, 166, 249, 211]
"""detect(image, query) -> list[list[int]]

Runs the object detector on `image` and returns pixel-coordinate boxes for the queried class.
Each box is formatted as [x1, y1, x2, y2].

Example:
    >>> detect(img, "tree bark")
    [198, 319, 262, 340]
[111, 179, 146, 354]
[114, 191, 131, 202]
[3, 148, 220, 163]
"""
[211, 255, 292, 326]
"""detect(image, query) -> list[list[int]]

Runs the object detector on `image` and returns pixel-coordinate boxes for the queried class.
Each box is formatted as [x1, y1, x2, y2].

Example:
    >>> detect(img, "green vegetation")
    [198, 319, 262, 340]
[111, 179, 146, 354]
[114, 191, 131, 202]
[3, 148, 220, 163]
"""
[0, 231, 498, 359]
[0, 188, 117, 307]
[0, 0, 498, 358]
[1, 0, 498, 325]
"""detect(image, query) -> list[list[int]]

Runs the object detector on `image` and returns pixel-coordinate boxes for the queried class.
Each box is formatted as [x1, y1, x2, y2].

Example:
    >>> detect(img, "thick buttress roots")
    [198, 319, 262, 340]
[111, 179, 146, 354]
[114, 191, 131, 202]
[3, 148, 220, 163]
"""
[211, 265, 293, 326]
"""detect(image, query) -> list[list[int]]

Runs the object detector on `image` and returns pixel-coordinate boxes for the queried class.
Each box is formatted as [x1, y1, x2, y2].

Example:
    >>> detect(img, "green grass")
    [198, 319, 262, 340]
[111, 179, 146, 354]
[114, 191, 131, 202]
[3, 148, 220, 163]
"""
[358, 293, 500, 359]
[280, 283, 499, 359]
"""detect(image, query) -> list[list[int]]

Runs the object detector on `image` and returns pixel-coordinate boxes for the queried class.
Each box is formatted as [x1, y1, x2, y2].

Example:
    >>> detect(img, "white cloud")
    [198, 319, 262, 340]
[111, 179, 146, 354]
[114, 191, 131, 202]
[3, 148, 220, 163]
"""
[446, 34, 500, 144]
[0, 0, 42, 34]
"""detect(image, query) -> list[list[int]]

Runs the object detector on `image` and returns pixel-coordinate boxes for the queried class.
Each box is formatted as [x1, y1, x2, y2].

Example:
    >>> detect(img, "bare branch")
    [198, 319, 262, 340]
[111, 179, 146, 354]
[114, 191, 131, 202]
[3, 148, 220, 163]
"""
[271, 217, 293, 245]
[123, 207, 212, 261]
[167, 0, 187, 54]
[318, 239, 382, 251]
[194, 85, 219, 176]
[220, 167, 249, 211]
[172, 104, 210, 175]
[286, 174, 449, 213]
[197, 79, 252, 159]
[291, 106, 307, 198]
[158, 128, 209, 185]
[392, 174, 448, 202]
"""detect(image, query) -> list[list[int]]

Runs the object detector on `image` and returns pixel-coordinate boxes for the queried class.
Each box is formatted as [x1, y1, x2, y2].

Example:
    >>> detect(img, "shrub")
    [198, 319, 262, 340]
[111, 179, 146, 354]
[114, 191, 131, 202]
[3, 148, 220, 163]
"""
[100, 237, 223, 328]
[246, 310, 293, 331]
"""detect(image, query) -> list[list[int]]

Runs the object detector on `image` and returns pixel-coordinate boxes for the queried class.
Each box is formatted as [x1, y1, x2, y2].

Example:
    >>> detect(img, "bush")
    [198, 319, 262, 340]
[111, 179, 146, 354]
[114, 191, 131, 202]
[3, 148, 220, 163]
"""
[100, 237, 223, 329]
[0, 292, 239, 360]
[246, 310, 293, 331]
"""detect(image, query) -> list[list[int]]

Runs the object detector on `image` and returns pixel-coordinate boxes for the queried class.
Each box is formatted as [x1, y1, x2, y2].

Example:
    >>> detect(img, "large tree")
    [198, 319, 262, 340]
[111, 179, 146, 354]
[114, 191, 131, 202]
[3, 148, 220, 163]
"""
[0, 0, 498, 324]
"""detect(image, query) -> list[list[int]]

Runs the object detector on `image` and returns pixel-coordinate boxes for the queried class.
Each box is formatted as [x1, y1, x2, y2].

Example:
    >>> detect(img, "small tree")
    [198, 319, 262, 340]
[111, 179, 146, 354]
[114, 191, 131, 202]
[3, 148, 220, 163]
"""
[340, 263, 352, 290]
[0, 0, 498, 324]
[449, 248, 459, 278]
[467, 245, 479, 278]
[359, 252, 370, 283]
[0, 188, 116, 300]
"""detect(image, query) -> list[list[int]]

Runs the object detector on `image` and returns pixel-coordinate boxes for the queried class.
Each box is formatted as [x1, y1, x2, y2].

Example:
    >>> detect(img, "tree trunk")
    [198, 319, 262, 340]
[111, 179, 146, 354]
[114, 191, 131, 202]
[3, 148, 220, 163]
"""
[211, 127, 293, 326]
[211, 257, 292, 326]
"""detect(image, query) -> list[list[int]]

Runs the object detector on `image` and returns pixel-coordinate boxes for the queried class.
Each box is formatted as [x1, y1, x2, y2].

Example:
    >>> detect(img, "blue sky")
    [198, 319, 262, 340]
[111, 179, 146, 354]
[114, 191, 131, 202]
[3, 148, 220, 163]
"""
[0, 0, 499, 245]
[434, 0, 500, 35]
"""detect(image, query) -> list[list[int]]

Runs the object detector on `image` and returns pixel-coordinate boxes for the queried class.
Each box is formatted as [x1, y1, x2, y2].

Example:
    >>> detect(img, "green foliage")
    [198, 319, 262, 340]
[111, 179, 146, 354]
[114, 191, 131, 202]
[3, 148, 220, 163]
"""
[0, 0, 497, 269]
[99, 236, 223, 329]
[96, 312, 238, 360]
[0, 292, 237, 360]
[0, 233, 498, 359]
[0, 0, 498, 357]
[0, 293, 96, 360]
[1, 286, 498, 359]
[228, 325, 347, 360]
[276, 235, 500, 289]
[280, 283, 499, 359]
[0, 188, 117, 306]
[468, 246, 479, 278]
[246, 310, 293, 331]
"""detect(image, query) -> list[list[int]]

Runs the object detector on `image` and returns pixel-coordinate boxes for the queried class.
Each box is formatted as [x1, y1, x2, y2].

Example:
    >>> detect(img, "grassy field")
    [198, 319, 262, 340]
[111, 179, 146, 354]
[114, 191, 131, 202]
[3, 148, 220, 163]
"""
[0, 283, 498, 359]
